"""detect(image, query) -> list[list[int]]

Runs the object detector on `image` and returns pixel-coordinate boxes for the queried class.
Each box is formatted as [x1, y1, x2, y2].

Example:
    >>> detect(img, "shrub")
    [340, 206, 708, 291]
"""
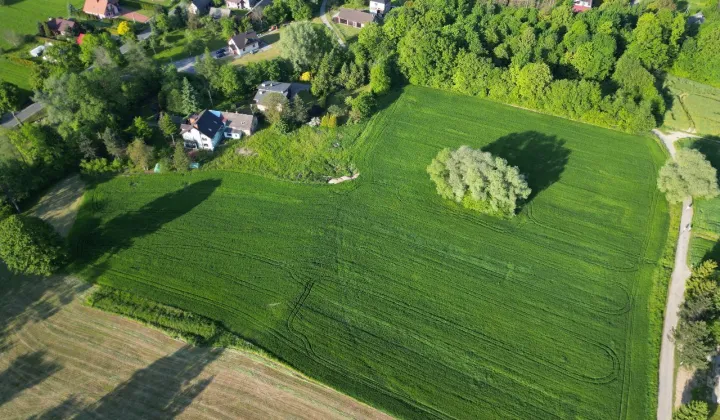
[673, 400, 709, 420]
[427, 146, 531, 217]
[80, 158, 125, 175]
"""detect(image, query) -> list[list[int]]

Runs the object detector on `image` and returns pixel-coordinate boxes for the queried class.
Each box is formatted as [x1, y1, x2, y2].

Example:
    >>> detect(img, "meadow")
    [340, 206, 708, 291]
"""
[664, 76, 720, 135]
[69, 86, 669, 419]
[0, 0, 81, 48]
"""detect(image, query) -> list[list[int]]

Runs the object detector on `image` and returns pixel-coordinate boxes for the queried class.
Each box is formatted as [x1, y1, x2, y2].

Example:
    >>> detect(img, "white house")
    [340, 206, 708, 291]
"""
[572, 0, 592, 12]
[228, 31, 260, 56]
[29, 45, 47, 58]
[370, 0, 391, 15]
[180, 110, 257, 150]
[226, 0, 255, 10]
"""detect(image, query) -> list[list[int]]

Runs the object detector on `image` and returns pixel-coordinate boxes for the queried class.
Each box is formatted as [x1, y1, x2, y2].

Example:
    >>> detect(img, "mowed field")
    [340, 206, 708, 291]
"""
[69, 86, 670, 419]
[0, 0, 81, 48]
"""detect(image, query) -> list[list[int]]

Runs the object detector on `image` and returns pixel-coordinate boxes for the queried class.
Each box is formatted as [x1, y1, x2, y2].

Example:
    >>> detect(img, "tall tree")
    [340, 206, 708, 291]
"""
[159, 113, 178, 145]
[173, 142, 190, 172]
[127, 138, 153, 171]
[280, 22, 332, 72]
[0, 81, 21, 125]
[658, 149, 720, 203]
[181, 78, 200, 116]
[0, 215, 65, 276]
[100, 127, 125, 158]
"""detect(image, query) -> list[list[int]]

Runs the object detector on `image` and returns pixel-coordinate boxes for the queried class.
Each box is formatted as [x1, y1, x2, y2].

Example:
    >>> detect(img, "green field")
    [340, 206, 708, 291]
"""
[0, 0, 81, 48]
[69, 86, 669, 419]
[678, 138, 720, 265]
[664, 76, 720, 135]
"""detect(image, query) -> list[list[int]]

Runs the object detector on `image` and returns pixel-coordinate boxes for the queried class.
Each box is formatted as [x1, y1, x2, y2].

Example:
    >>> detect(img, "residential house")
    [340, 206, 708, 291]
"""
[46, 18, 77, 36]
[209, 7, 232, 19]
[369, 0, 391, 15]
[227, 0, 256, 10]
[180, 110, 257, 150]
[572, 0, 592, 12]
[82, 0, 120, 19]
[253, 81, 310, 112]
[221, 112, 257, 139]
[228, 31, 260, 56]
[189, 0, 212, 15]
[332, 8, 375, 28]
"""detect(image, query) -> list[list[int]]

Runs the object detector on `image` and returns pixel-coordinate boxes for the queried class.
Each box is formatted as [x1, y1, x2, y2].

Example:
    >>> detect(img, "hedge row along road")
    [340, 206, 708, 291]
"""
[69, 86, 670, 419]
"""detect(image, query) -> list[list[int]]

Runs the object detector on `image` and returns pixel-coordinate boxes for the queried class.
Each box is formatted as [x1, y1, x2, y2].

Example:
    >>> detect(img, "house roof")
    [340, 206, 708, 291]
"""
[221, 112, 255, 131]
[76, 33, 86, 44]
[191, 0, 212, 10]
[189, 110, 225, 139]
[209, 7, 232, 18]
[371, 0, 391, 4]
[335, 8, 375, 24]
[47, 18, 76, 33]
[253, 81, 309, 103]
[82, 0, 118, 16]
[230, 31, 258, 48]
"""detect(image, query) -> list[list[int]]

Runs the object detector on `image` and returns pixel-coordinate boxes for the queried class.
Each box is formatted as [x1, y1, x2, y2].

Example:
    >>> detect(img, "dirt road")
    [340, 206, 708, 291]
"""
[655, 129, 696, 420]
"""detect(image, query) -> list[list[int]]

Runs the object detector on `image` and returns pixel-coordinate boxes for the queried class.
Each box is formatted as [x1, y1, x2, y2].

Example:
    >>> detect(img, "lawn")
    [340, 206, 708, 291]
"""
[152, 30, 226, 63]
[0, 0, 81, 49]
[678, 137, 720, 265]
[69, 86, 669, 419]
[229, 32, 282, 66]
[664, 75, 720, 135]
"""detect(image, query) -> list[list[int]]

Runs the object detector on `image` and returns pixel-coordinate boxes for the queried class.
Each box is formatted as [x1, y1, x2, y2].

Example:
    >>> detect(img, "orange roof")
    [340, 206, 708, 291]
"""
[76, 33, 86, 45]
[82, 0, 117, 16]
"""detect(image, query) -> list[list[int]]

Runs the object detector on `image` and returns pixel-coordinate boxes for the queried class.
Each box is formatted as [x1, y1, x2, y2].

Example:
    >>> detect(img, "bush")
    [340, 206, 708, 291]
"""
[0, 215, 65, 276]
[427, 146, 531, 217]
[673, 400, 709, 420]
[80, 158, 125, 175]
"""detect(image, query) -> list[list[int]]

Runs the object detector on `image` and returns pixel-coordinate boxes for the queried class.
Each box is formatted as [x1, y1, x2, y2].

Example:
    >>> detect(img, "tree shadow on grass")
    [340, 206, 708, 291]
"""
[29, 345, 222, 419]
[69, 178, 221, 282]
[686, 136, 720, 178]
[482, 131, 571, 203]
[0, 350, 62, 408]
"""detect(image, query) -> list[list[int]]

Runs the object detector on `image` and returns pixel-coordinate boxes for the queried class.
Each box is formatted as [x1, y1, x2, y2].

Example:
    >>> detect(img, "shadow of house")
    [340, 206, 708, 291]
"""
[482, 131, 571, 204]
[69, 179, 221, 282]
[75, 345, 223, 419]
[0, 351, 62, 408]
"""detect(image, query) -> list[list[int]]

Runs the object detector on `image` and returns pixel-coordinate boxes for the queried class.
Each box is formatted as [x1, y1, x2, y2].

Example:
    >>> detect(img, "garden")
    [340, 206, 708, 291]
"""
[68, 86, 670, 419]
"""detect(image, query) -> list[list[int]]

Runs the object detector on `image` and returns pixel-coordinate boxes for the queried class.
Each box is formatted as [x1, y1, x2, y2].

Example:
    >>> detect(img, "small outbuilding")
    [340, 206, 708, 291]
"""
[369, 0, 391, 15]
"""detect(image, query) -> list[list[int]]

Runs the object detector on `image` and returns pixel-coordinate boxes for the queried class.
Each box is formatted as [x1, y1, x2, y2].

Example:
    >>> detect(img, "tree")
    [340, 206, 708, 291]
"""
[288, 95, 308, 125]
[127, 138, 153, 170]
[159, 113, 178, 145]
[426, 146, 531, 217]
[100, 127, 125, 158]
[79, 32, 123, 66]
[338, 62, 365, 91]
[674, 320, 713, 367]
[311, 52, 338, 97]
[132, 116, 153, 140]
[262, 92, 289, 124]
[280, 22, 332, 72]
[181, 78, 200, 116]
[0, 215, 64, 276]
[627, 13, 669, 70]
[347, 92, 375, 122]
[221, 17, 237, 39]
[370, 59, 392, 95]
[658, 149, 720, 203]
[67, 3, 77, 17]
[41, 22, 53, 38]
[173, 142, 190, 172]
[0, 81, 21, 124]
[117, 21, 134, 39]
[515, 62, 552, 105]
[673, 401, 709, 420]
[214, 65, 241, 97]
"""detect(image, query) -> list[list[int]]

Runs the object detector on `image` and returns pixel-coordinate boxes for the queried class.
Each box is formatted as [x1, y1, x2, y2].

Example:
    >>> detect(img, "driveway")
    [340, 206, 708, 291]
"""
[655, 129, 697, 420]
[320, 0, 345, 46]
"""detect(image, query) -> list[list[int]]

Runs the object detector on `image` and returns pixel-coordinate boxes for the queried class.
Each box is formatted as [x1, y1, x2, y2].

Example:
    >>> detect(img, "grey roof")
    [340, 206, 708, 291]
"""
[221, 112, 255, 131]
[335, 8, 375, 24]
[191, 110, 224, 138]
[191, 0, 211, 10]
[209, 7, 231, 18]
[253, 81, 309, 103]
[230, 31, 258, 48]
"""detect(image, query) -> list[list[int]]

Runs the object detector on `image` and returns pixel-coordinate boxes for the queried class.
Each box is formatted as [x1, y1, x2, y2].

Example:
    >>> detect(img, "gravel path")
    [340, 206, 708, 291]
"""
[655, 129, 697, 420]
[320, 0, 346, 47]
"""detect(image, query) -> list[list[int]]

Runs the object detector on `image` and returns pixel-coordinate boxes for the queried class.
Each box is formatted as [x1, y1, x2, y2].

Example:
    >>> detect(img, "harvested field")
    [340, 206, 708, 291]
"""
[69, 86, 670, 419]
[0, 273, 391, 419]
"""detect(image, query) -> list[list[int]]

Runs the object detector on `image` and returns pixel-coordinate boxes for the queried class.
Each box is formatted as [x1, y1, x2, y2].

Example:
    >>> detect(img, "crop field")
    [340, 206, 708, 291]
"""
[69, 86, 669, 419]
[678, 138, 720, 265]
[664, 76, 720, 135]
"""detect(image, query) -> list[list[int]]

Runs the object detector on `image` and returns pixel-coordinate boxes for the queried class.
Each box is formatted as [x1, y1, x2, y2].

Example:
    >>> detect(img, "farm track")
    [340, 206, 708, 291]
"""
[69, 87, 669, 419]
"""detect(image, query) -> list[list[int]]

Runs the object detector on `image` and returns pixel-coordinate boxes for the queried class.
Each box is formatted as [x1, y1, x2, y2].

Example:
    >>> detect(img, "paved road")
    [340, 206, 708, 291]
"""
[2, 29, 154, 130]
[320, 0, 345, 47]
[655, 129, 697, 420]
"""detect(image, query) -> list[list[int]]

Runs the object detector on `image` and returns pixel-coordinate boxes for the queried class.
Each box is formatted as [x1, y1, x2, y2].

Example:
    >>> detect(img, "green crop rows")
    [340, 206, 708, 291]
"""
[69, 86, 669, 419]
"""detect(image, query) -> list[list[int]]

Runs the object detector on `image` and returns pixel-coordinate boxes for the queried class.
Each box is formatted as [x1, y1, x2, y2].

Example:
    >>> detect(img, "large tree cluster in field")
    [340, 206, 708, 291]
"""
[0, 215, 65, 276]
[356, 0, 720, 132]
[657, 149, 719, 203]
[427, 146, 531, 217]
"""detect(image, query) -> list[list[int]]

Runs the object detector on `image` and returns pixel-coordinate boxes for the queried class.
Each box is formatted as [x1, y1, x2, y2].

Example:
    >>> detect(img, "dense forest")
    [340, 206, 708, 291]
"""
[354, 0, 720, 132]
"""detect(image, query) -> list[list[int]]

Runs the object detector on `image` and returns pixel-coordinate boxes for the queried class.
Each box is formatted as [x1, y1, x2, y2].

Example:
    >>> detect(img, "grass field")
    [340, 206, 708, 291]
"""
[678, 137, 720, 265]
[69, 86, 670, 419]
[0, 0, 81, 48]
[664, 76, 720, 135]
